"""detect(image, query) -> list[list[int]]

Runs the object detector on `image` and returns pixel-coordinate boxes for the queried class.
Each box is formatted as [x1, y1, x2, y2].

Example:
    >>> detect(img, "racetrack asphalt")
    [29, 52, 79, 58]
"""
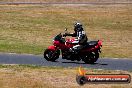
[0, 53, 132, 71]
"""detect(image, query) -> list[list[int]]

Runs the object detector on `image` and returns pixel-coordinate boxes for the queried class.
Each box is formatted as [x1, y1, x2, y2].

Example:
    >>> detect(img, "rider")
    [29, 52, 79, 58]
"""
[64, 22, 88, 53]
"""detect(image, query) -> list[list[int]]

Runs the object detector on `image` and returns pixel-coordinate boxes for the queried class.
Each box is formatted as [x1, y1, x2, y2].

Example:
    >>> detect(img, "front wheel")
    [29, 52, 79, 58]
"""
[44, 49, 60, 62]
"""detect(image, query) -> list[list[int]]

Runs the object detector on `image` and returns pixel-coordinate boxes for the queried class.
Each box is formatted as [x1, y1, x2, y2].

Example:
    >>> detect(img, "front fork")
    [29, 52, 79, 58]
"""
[54, 46, 60, 52]
[98, 47, 101, 53]
[50, 46, 60, 58]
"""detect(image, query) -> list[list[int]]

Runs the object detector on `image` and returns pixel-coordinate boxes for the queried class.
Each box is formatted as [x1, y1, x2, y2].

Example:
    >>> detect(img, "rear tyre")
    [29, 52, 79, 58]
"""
[83, 52, 99, 64]
[44, 49, 60, 62]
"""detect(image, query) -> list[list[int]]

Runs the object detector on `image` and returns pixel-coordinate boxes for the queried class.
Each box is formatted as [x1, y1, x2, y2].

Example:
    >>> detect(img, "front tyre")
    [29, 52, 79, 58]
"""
[44, 49, 60, 62]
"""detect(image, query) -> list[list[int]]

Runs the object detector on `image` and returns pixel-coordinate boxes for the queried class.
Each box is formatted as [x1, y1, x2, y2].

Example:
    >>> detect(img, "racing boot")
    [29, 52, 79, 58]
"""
[69, 48, 79, 54]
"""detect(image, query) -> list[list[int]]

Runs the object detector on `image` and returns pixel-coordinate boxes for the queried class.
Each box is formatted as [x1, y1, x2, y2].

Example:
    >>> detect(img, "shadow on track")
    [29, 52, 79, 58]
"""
[61, 61, 108, 65]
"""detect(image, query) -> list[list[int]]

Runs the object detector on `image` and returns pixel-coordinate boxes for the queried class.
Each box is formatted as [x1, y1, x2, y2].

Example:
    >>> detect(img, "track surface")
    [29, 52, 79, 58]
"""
[0, 53, 132, 71]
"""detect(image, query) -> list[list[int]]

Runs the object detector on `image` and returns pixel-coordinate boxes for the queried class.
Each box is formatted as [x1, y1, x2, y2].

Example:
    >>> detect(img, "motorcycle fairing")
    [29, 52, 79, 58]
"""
[48, 45, 56, 51]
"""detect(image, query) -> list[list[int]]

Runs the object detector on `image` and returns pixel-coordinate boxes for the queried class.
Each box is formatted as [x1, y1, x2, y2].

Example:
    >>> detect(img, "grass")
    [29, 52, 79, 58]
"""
[0, 0, 132, 3]
[0, 65, 131, 88]
[0, 4, 132, 58]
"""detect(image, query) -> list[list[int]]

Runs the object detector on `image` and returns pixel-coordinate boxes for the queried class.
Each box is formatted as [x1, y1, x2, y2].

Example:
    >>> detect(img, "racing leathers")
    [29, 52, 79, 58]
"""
[65, 27, 88, 53]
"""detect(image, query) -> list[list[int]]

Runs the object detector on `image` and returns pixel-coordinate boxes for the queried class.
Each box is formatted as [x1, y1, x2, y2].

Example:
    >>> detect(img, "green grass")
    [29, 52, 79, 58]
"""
[0, 40, 44, 54]
[0, 5, 132, 58]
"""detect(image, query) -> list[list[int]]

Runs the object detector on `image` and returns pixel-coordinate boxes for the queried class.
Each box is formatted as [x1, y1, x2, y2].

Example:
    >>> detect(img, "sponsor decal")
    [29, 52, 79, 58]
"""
[76, 66, 131, 85]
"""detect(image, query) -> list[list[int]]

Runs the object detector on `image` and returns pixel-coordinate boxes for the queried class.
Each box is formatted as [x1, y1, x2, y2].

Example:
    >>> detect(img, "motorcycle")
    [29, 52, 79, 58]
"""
[44, 29, 102, 64]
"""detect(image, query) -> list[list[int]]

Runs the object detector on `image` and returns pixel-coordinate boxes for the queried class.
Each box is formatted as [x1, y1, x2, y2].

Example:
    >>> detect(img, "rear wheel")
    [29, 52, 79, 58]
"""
[83, 52, 99, 64]
[44, 49, 60, 61]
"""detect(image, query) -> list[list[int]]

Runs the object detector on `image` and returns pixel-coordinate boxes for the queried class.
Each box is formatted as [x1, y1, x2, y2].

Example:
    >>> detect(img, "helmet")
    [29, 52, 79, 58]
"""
[74, 22, 83, 31]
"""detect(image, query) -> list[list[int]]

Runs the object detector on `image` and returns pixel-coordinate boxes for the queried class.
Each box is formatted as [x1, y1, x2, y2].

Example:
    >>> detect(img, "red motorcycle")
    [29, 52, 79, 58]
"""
[44, 30, 102, 64]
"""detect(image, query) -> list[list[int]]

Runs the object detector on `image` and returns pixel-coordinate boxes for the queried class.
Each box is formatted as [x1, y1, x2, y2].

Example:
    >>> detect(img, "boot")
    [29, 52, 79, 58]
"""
[69, 48, 74, 53]
[69, 48, 78, 54]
